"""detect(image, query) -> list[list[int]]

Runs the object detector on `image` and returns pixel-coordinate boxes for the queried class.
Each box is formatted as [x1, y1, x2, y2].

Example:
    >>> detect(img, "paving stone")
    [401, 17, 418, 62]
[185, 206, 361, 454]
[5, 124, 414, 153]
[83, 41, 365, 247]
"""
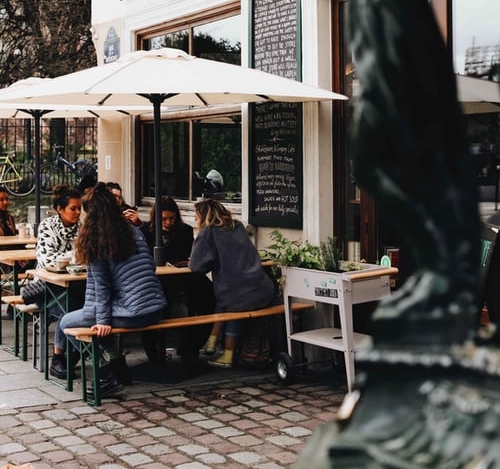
[120, 451, 154, 466]
[178, 444, 209, 455]
[282, 426, 312, 437]
[193, 419, 224, 430]
[266, 434, 302, 446]
[178, 411, 208, 422]
[212, 426, 244, 438]
[144, 426, 176, 437]
[196, 452, 227, 464]
[0, 442, 26, 455]
[141, 443, 173, 456]
[228, 450, 264, 464]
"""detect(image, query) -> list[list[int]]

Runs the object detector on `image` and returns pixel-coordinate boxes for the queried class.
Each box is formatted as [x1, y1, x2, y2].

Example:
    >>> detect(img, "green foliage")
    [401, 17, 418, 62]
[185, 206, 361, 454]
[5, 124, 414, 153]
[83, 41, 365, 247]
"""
[319, 236, 341, 272]
[267, 229, 323, 270]
[266, 229, 367, 273]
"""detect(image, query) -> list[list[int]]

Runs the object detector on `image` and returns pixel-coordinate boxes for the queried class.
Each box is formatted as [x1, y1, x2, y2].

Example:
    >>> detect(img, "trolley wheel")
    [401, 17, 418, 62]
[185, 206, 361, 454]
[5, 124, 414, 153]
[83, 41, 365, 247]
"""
[275, 352, 295, 384]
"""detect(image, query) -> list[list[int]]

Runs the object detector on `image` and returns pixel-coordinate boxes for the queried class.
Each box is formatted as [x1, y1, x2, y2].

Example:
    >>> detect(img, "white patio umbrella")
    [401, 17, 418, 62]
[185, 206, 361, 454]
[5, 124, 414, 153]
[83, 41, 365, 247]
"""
[0, 77, 162, 227]
[456, 75, 500, 114]
[0, 47, 347, 263]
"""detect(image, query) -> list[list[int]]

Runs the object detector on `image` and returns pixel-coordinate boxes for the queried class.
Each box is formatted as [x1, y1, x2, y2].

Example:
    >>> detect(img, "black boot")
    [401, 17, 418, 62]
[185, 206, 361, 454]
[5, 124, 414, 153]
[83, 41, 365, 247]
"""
[109, 355, 133, 385]
[50, 352, 78, 379]
[49, 353, 67, 379]
[86, 363, 123, 399]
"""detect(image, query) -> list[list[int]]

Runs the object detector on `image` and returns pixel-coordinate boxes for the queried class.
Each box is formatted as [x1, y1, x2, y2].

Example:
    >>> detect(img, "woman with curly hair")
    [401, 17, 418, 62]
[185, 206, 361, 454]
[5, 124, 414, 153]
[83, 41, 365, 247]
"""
[189, 199, 275, 368]
[60, 182, 167, 398]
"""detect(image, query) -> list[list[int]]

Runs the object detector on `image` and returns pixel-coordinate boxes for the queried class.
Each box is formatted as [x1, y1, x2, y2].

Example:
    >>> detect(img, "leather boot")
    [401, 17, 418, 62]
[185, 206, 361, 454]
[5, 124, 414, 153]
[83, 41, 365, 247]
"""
[86, 363, 123, 399]
[109, 355, 133, 385]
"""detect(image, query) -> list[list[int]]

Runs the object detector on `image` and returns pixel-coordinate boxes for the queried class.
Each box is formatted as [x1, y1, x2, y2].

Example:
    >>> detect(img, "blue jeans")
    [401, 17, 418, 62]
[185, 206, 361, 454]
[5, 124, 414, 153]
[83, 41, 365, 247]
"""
[59, 309, 163, 352]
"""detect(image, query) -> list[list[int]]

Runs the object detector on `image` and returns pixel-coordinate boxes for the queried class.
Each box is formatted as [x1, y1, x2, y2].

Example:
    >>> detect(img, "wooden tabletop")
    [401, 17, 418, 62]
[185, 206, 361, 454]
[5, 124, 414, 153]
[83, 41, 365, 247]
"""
[0, 235, 37, 247]
[26, 268, 86, 288]
[0, 249, 37, 266]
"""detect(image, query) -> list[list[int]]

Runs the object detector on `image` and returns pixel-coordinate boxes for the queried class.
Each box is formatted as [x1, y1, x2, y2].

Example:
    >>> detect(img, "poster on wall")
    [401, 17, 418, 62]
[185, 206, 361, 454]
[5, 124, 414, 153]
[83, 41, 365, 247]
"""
[249, 0, 303, 228]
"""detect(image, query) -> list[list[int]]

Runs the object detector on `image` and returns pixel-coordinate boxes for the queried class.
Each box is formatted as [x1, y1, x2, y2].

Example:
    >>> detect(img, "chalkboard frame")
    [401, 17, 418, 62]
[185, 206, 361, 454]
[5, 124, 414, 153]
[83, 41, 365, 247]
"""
[248, 0, 304, 228]
[248, 103, 304, 228]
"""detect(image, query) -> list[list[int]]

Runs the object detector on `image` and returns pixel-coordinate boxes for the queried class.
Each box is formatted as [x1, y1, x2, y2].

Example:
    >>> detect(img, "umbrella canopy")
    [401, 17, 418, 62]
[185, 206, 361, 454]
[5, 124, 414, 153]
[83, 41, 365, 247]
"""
[0, 77, 163, 227]
[0, 47, 348, 264]
[456, 75, 500, 114]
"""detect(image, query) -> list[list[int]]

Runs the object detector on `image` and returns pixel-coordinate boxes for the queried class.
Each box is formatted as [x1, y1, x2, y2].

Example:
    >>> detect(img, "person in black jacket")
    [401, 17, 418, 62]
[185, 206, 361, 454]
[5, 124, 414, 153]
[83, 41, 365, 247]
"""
[140, 196, 215, 364]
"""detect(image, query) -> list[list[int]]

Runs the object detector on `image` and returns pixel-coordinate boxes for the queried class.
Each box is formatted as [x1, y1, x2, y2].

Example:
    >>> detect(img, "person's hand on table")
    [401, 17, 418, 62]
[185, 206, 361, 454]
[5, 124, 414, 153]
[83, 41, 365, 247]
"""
[91, 324, 112, 337]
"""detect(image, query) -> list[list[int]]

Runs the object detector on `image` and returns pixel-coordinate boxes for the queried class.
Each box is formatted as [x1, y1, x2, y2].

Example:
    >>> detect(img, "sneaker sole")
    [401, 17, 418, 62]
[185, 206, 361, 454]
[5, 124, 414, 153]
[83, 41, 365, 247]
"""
[207, 360, 232, 369]
[86, 383, 124, 399]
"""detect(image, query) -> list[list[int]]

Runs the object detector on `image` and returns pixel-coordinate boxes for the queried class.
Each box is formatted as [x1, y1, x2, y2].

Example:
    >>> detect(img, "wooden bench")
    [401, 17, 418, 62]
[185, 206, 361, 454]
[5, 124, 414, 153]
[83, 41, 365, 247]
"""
[64, 301, 314, 406]
[1, 294, 42, 367]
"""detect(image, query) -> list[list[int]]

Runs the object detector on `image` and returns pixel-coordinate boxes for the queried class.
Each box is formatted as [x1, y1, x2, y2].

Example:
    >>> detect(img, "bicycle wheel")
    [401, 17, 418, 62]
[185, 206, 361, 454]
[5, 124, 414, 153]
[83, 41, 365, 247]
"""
[4, 163, 35, 196]
[40, 163, 65, 194]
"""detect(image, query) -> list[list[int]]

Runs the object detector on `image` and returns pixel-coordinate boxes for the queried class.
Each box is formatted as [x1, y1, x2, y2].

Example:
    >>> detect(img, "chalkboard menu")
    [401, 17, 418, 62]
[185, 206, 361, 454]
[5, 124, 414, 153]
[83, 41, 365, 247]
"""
[253, 0, 298, 79]
[249, 102, 302, 227]
[249, 0, 303, 228]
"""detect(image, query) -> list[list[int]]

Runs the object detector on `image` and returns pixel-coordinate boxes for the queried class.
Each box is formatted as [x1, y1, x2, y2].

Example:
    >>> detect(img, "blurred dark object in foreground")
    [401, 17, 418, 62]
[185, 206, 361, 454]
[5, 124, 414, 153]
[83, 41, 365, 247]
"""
[293, 0, 499, 467]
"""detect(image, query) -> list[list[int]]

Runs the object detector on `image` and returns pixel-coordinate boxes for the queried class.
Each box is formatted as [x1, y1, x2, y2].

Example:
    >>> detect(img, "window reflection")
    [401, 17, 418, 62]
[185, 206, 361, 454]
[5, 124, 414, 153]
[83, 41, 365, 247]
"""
[193, 16, 241, 64]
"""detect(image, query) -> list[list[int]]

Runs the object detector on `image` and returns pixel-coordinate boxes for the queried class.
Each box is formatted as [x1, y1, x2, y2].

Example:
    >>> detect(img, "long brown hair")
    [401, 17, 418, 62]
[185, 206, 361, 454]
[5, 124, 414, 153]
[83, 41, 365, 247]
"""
[194, 199, 235, 230]
[148, 196, 183, 233]
[76, 182, 136, 264]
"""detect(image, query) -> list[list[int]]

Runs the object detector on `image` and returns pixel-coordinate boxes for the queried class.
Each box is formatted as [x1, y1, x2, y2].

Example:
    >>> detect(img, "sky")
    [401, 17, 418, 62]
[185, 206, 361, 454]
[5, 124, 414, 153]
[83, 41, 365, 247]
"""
[453, 0, 500, 74]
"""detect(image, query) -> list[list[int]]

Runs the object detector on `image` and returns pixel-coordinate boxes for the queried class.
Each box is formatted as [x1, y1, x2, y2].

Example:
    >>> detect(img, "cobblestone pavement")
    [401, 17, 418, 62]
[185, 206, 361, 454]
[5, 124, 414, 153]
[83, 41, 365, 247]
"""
[0, 318, 347, 469]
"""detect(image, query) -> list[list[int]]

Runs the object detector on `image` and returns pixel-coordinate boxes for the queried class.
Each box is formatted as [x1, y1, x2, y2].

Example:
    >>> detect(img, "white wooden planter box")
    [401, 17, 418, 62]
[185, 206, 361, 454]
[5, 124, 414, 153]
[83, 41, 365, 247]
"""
[281, 264, 397, 392]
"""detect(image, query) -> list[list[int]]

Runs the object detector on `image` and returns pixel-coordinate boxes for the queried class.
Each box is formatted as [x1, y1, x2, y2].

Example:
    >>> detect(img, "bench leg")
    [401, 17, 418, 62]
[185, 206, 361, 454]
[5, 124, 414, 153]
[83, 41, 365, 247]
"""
[32, 312, 41, 370]
[79, 338, 101, 407]
[13, 306, 20, 358]
[21, 310, 29, 362]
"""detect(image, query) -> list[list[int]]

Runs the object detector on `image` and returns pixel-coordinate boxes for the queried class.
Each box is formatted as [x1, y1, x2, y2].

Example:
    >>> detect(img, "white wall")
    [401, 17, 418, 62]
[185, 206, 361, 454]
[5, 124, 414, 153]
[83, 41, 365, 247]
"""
[91, 0, 337, 250]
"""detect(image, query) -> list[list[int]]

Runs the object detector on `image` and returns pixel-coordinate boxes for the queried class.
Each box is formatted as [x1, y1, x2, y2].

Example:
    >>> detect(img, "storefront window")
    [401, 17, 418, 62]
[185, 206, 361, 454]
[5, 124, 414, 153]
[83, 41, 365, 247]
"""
[138, 8, 241, 202]
[141, 114, 241, 201]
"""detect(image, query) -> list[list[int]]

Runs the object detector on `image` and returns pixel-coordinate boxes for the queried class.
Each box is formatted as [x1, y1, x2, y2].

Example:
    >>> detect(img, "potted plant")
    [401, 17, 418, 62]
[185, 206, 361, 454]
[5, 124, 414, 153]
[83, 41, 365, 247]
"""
[265, 228, 368, 274]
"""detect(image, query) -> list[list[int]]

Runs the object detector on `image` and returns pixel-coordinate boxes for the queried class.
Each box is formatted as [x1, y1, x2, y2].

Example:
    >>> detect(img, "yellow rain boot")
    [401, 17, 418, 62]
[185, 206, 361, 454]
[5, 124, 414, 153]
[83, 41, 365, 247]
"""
[208, 349, 233, 368]
[200, 335, 218, 355]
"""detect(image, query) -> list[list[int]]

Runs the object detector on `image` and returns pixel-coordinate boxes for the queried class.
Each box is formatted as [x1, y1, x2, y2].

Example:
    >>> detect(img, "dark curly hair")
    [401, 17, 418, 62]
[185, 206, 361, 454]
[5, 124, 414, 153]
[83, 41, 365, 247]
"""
[52, 185, 81, 210]
[76, 182, 137, 264]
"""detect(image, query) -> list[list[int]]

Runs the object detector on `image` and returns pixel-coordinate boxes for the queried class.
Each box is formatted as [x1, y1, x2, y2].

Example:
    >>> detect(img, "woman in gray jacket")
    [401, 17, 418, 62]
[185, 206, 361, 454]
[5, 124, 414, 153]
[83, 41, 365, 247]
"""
[60, 182, 167, 397]
[189, 199, 275, 368]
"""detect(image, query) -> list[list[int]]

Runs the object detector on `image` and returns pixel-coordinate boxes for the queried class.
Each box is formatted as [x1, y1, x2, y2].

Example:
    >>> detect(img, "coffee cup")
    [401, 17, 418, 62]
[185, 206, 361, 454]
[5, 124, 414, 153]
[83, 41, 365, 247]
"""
[18, 224, 27, 238]
[55, 257, 70, 271]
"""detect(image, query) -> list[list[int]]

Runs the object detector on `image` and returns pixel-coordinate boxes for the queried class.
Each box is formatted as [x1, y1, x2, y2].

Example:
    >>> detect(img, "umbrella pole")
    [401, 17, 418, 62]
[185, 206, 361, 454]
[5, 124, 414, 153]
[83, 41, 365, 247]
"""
[150, 95, 167, 266]
[31, 111, 44, 235]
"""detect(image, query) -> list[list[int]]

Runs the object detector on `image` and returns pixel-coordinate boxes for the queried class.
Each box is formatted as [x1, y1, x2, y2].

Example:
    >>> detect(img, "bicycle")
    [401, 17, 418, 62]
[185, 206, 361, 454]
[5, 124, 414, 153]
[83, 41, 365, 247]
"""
[0, 152, 35, 196]
[40, 144, 97, 194]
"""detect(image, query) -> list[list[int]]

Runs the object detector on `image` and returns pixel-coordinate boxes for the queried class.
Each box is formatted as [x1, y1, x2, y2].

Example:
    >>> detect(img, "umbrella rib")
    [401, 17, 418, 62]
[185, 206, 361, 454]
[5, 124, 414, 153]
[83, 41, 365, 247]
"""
[98, 94, 112, 105]
[195, 93, 208, 106]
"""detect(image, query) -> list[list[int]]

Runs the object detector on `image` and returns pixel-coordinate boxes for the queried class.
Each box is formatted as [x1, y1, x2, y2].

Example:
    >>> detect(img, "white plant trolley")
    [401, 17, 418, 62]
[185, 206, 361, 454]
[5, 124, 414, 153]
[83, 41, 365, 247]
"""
[277, 263, 398, 392]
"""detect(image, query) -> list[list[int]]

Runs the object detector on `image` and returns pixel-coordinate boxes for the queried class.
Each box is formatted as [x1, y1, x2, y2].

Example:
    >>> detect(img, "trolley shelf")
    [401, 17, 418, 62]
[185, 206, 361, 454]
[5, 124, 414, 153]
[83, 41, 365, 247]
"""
[289, 327, 369, 351]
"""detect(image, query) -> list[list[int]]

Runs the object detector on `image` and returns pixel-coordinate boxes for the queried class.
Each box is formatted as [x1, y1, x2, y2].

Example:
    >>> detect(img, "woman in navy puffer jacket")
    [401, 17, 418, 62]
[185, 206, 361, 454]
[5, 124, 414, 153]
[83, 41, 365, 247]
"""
[60, 182, 167, 397]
